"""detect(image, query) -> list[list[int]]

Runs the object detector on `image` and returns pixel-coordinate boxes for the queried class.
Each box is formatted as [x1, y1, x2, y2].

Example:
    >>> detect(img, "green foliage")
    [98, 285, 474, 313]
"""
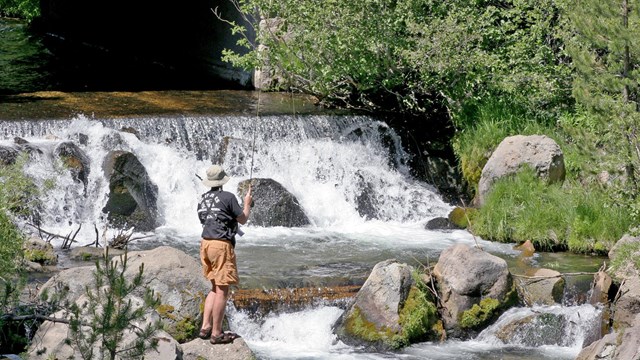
[471, 168, 633, 253]
[567, 0, 640, 195]
[398, 273, 441, 344]
[459, 298, 500, 329]
[66, 248, 161, 360]
[222, 0, 571, 116]
[0, 0, 40, 20]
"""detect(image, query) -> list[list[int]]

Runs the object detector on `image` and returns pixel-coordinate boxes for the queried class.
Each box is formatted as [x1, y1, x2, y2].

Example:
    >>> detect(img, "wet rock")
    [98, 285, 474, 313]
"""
[217, 136, 251, 176]
[181, 338, 255, 360]
[238, 178, 310, 227]
[23, 237, 57, 266]
[54, 141, 91, 189]
[70, 246, 124, 261]
[514, 240, 535, 257]
[354, 171, 378, 220]
[495, 313, 568, 347]
[477, 135, 565, 206]
[447, 207, 474, 229]
[334, 260, 426, 350]
[589, 271, 614, 306]
[514, 268, 564, 306]
[433, 244, 513, 335]
[14, 138, 44, 159]
[425, 217, 457, 230]
[0, 145, 19, 165]
[576, 313, 640, 360]
[102, 150, 159, 231]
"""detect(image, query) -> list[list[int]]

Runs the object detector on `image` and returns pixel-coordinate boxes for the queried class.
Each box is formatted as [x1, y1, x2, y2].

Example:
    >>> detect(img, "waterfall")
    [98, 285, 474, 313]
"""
[0, 114, 462, 249]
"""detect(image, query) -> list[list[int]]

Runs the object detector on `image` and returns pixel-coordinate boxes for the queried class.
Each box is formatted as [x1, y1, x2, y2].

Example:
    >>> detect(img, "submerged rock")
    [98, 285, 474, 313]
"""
[0, 145, 19, 165]
[514, 268, 565, 306]
[54, 141, 91, 189]
[495, 313, 568, 347]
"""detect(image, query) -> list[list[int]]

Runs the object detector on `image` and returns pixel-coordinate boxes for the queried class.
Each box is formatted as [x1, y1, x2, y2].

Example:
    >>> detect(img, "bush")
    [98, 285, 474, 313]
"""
[0, 0, 39, 20]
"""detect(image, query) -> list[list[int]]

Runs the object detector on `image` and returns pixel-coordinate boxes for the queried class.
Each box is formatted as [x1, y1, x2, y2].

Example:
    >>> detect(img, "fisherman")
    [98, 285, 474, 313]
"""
[197, 165, 252, 345]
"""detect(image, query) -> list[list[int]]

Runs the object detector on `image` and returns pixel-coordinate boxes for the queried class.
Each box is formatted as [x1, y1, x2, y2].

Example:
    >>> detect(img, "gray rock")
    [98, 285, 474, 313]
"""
[334, 259, 414, 349]
[477, 135, 565, 206]
[589, 270, 613, 306]
[37, 246, 210, 344]
[576, 313, 640, 360]
[102, 150, 160, 232]
[514, 268, 564, 306]
[70, 246, 124, 261]
[181, 338, 255, 360]
[54, 141, 91, 189]
[0, 145, 19, 165]
[433, 244, 512, 332]
[612, 277, 640, 331]
[425, 217, 458, 230]
[238, 178, 310, 227]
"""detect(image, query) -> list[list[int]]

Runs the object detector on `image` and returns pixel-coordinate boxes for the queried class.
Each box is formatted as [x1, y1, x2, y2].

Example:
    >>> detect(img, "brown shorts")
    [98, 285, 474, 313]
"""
[200, 239, 239, 286]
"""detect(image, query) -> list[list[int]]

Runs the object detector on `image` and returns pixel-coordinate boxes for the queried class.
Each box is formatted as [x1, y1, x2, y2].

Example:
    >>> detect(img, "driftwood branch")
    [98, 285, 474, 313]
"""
[1, 313, 71, 324]
[512, 271, 597, 280]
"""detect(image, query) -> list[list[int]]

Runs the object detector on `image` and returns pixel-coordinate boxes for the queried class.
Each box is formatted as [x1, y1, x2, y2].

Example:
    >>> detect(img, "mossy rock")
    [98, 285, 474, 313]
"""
[448, 207, 476, 229]
[156, 303, 198, 343]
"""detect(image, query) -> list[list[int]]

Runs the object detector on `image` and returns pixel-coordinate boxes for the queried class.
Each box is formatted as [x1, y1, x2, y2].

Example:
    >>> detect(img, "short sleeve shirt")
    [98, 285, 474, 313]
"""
[197, 189, 243, 246]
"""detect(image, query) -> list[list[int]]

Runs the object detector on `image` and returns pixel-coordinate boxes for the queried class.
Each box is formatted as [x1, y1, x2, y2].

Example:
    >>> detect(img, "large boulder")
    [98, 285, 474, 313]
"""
[238, 178, 310, 227]
[37, 246, 211, 344]
[334, 260, 438, 350]
[477, 135, 565, 206]
[27, 306, 181, 360]
[612, 277, 640, 331]
[102, 150, 160, 231]
[54, 141, 91, 189]
[608, 234, 640, 281]
[514, 268, 565, 306]
[433, 244, 514, 335]
[576, 313, 640, 360]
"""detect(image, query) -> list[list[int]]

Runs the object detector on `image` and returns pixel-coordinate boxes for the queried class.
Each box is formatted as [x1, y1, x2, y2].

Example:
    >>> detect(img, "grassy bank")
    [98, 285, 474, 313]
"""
[453, 99, 637, 254]
[0, 0, 39, 20]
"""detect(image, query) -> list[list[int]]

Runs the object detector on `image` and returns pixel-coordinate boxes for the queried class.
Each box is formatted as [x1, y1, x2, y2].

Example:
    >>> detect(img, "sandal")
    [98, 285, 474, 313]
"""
[210, 333, 234, 345]
[224, 332, 241, 340]
[198, 328, 212, 340]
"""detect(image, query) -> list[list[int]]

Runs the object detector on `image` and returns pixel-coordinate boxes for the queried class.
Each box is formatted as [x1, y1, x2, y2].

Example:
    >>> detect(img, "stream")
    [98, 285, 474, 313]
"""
[1, 16, 605, 360]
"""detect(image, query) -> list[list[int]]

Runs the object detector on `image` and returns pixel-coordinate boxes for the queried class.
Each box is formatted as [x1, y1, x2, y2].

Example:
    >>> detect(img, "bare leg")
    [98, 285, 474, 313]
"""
[211, 284, 229, 337]
[200, 280, 217, 333]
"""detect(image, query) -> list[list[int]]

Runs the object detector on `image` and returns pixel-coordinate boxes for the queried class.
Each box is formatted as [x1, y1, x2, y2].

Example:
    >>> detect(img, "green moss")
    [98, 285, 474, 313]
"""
[156, 304, 177, 320]
[399, 286, 440, 344]
[81, 252, 93, 261]
[448, 207, 476, 229]
[459, 298, 500, 329]
[172, 317, 197, 343]
[344, 306, 392, 343]
[23, 248, 56, 265]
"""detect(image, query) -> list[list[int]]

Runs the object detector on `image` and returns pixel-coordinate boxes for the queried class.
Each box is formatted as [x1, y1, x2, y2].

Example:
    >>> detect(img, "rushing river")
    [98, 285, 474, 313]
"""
[1, 16, 604, 360]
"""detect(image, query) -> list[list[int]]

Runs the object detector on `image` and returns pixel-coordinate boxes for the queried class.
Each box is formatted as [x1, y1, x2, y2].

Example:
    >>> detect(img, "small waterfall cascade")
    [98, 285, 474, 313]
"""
[0, 114, 452, 245]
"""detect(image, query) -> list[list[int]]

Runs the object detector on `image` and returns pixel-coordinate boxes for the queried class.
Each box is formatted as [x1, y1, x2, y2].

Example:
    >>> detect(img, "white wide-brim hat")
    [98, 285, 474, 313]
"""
[202, 165, 230, 188]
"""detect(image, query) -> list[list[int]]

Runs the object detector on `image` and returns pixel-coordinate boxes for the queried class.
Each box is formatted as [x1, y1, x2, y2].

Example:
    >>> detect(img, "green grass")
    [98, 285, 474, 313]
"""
[470, 168, 633, 253]
[452, 98, 552, 188]
[0, 0, 39, 20]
